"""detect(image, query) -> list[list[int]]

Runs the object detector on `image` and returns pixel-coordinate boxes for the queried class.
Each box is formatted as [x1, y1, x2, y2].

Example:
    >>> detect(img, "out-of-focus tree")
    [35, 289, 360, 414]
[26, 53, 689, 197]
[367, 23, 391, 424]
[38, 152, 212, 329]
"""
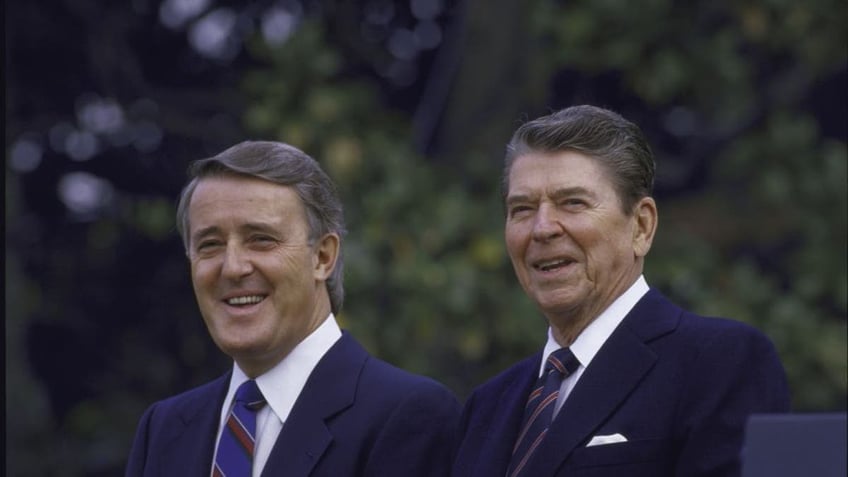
[6, 1, 259, 475]
[7, 1, 469, 475]
[6, 0, 845, 476]
[240, 19, 542, 393]
[528, 0, 847, 411]
[239, 0, 847, 410]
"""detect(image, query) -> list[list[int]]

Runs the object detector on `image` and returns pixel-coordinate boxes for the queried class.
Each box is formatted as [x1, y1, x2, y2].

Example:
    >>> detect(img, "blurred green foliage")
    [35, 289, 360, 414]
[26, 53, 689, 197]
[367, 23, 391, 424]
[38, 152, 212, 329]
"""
[533, 0, 847, 411]
[241, 23, 544, 391]
[6, 1, 846, 476]
[239, 1, 846, 411]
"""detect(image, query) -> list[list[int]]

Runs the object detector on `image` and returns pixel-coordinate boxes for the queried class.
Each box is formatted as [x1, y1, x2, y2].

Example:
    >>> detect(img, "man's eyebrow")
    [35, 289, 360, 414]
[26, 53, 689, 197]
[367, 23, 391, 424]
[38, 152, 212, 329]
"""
[549, 186, 593, 200]
[191, 222, 279, 242]
[191, 226, 220, 244]
[505, 193, 535, 206]
[506, 187, 593, 205]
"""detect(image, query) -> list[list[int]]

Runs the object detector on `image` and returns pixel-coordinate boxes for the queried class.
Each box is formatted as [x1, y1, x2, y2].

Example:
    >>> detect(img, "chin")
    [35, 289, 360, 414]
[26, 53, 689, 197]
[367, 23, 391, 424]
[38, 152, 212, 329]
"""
[537, 296, 584, 318]
[225, 342, 275, 366]
[212, 327, 267, 352]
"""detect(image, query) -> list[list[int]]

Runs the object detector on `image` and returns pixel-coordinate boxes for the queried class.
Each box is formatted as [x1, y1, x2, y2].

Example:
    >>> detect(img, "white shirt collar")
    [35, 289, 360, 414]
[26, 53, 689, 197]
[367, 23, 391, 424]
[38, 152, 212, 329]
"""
[540, 276, 649, 376]
[220, 313, 342, 426]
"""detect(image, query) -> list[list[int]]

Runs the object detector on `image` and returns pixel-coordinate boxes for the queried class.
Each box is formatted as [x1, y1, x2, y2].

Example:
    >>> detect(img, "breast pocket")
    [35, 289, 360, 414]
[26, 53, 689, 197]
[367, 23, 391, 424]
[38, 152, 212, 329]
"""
[564, 438, 673, 475]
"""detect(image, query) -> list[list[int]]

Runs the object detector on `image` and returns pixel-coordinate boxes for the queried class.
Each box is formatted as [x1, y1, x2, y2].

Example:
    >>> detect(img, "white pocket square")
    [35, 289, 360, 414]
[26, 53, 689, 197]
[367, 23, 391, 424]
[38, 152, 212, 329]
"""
[586, 433, 628, 447]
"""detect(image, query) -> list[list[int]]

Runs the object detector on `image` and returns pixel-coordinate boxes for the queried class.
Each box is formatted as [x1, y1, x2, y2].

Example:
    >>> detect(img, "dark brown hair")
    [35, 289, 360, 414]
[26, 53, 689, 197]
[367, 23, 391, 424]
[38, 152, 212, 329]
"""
[503, 105, 656, 214]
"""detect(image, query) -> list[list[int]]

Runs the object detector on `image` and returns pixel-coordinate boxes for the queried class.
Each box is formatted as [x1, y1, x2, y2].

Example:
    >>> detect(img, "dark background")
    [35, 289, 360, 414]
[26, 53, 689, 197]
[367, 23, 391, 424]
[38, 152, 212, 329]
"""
[6, 1, 847, 475]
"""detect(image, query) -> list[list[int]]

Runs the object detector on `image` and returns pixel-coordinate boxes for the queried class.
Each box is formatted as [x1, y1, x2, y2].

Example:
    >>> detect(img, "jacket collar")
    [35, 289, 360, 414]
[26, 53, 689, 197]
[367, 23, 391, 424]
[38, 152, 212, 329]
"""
[522, 289, 681, 475]
[260, 332, 367, 477]
[160, 373, 230, 476]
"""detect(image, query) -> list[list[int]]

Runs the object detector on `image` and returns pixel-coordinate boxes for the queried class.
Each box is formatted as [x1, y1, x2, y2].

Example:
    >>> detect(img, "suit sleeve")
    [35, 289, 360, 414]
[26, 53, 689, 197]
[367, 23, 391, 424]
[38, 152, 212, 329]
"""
[673, 324, 791, 477]
[125, 403, 157, 477]
[363, 381, 462, 477]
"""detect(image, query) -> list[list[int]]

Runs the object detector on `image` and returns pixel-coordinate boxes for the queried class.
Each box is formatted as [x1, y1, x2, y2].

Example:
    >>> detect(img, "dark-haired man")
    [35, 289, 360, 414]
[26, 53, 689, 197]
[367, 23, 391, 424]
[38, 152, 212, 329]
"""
[452, 105, 790, 477]
[127, 141, 460, 477]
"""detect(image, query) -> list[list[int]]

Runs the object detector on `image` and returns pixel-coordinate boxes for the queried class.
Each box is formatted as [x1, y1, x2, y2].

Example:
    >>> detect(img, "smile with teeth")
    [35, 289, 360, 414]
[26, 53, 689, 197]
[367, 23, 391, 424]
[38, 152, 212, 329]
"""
[534, 259, 572, 272]
[226, 295, 265, 306]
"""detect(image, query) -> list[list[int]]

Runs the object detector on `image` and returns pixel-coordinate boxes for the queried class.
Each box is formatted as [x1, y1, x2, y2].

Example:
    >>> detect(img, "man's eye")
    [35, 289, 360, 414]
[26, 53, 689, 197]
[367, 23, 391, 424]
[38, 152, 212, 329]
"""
[562, 198, 586, 207]
[509, 205, 532, 217]
[195, 241, 222, 254]
[250, 235, 277, 245]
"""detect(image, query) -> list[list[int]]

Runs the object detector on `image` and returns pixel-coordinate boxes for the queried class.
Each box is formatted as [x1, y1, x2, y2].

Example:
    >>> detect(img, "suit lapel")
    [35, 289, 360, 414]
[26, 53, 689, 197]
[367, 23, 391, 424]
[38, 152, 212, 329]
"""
[523, 289, 680, 476]
[160, 374, 230, 477]
[261, 332, 366, 477]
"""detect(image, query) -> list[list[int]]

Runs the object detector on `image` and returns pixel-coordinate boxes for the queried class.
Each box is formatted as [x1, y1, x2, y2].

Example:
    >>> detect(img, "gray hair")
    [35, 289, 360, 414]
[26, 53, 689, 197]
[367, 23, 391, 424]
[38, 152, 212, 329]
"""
[503, 105, 656, 214]
[176, 140, 347, 314]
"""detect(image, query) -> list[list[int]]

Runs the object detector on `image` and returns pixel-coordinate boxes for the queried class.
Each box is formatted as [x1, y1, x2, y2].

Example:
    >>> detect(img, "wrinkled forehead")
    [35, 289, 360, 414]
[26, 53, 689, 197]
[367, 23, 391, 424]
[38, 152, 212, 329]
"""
[508, 150, 615, 186]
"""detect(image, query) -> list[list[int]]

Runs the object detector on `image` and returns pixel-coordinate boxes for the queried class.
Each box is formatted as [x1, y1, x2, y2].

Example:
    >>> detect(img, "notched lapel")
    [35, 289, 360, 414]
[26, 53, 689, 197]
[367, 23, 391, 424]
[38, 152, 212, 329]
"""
[473, 355, 541, 477]
[261, 333, 365, 477]
[262, 420, 333, 477]
[160, 375, 229, 477]
[523, 291, 680, 476]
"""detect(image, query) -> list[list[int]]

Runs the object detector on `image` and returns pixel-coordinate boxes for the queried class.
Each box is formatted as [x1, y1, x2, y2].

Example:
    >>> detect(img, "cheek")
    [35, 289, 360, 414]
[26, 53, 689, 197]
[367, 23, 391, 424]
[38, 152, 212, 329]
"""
[504, 226, 526, 255]
[273, 253, 311, 280]
[589, 228, 632, 267]
[191, 261, 218, 289]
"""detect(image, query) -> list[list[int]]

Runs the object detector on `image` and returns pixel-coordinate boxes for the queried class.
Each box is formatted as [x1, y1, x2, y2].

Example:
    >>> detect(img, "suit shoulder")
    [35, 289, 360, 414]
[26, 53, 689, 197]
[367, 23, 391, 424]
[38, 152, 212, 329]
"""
[165, 374, 227, 402]
[142, 374, 228, 418]
[468, 353, 539, 399]
[641, 289, 777, 348]
[352, 356, 461, 429]
[360, 356, 456, 398]
[677, 310, 777, 349]
[662, 309, 786, 382]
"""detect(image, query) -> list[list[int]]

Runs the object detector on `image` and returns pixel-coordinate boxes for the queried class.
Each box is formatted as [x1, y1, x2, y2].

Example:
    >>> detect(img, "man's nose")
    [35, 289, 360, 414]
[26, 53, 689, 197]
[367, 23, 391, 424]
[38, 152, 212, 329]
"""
[221, 244, 254, 279]
[531, 204, 565, 241]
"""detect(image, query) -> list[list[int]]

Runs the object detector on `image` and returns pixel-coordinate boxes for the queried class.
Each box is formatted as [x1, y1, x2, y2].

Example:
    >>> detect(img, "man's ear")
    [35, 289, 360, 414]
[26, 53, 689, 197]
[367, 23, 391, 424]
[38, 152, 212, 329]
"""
[632, 197, 658, 258]
[313, 232, 340, 281]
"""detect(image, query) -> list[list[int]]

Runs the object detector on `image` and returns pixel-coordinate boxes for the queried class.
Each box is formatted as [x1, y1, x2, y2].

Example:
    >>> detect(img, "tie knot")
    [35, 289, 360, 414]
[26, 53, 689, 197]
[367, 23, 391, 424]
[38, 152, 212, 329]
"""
[545, 348, 579, 378]
[235, 380, 266, 410]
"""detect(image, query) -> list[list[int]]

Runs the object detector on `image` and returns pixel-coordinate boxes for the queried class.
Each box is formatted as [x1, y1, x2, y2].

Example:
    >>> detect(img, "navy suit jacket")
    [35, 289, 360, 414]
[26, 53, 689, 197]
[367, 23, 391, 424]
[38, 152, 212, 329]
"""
[127, 332, 461, 477]
[452, 289, 791, 477]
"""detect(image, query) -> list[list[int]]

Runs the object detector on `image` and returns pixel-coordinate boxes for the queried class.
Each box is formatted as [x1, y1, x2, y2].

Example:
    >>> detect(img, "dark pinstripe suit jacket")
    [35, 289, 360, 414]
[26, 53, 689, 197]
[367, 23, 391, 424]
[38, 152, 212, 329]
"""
[127, 332, 461, 477]
[452, 289, 791, 477]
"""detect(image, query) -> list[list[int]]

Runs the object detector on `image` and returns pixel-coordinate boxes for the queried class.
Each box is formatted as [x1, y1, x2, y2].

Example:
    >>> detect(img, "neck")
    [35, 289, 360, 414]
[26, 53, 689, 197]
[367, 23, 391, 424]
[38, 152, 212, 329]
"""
[547, 272, 642, 347]
[549, 312, 594, 348]
[237, 293, 333, 378]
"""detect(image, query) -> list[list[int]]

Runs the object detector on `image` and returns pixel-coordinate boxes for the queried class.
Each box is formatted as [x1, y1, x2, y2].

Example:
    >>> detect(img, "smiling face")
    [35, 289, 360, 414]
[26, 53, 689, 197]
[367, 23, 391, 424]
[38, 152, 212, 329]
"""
[187, 174, 339, 377]
[504, 151, 656, 341]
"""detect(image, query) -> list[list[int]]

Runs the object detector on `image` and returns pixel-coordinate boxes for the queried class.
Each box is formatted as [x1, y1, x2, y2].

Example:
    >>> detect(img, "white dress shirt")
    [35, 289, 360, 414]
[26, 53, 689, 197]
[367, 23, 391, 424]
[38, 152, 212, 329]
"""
[538, 276, 650, 417]
[211, 314, 342, 477]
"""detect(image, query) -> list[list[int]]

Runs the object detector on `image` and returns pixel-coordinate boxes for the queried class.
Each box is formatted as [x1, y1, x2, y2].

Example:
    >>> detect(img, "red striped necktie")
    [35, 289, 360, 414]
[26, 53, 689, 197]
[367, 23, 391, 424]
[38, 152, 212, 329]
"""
[506, 348, 580, 477]
[213, 380, 266, 477]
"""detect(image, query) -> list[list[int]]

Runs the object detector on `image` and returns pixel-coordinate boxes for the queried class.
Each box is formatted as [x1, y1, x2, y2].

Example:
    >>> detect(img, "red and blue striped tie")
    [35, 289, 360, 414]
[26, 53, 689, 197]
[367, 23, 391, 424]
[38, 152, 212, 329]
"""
[213, 380, 266, 477]
[507, 348, 579, 477]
